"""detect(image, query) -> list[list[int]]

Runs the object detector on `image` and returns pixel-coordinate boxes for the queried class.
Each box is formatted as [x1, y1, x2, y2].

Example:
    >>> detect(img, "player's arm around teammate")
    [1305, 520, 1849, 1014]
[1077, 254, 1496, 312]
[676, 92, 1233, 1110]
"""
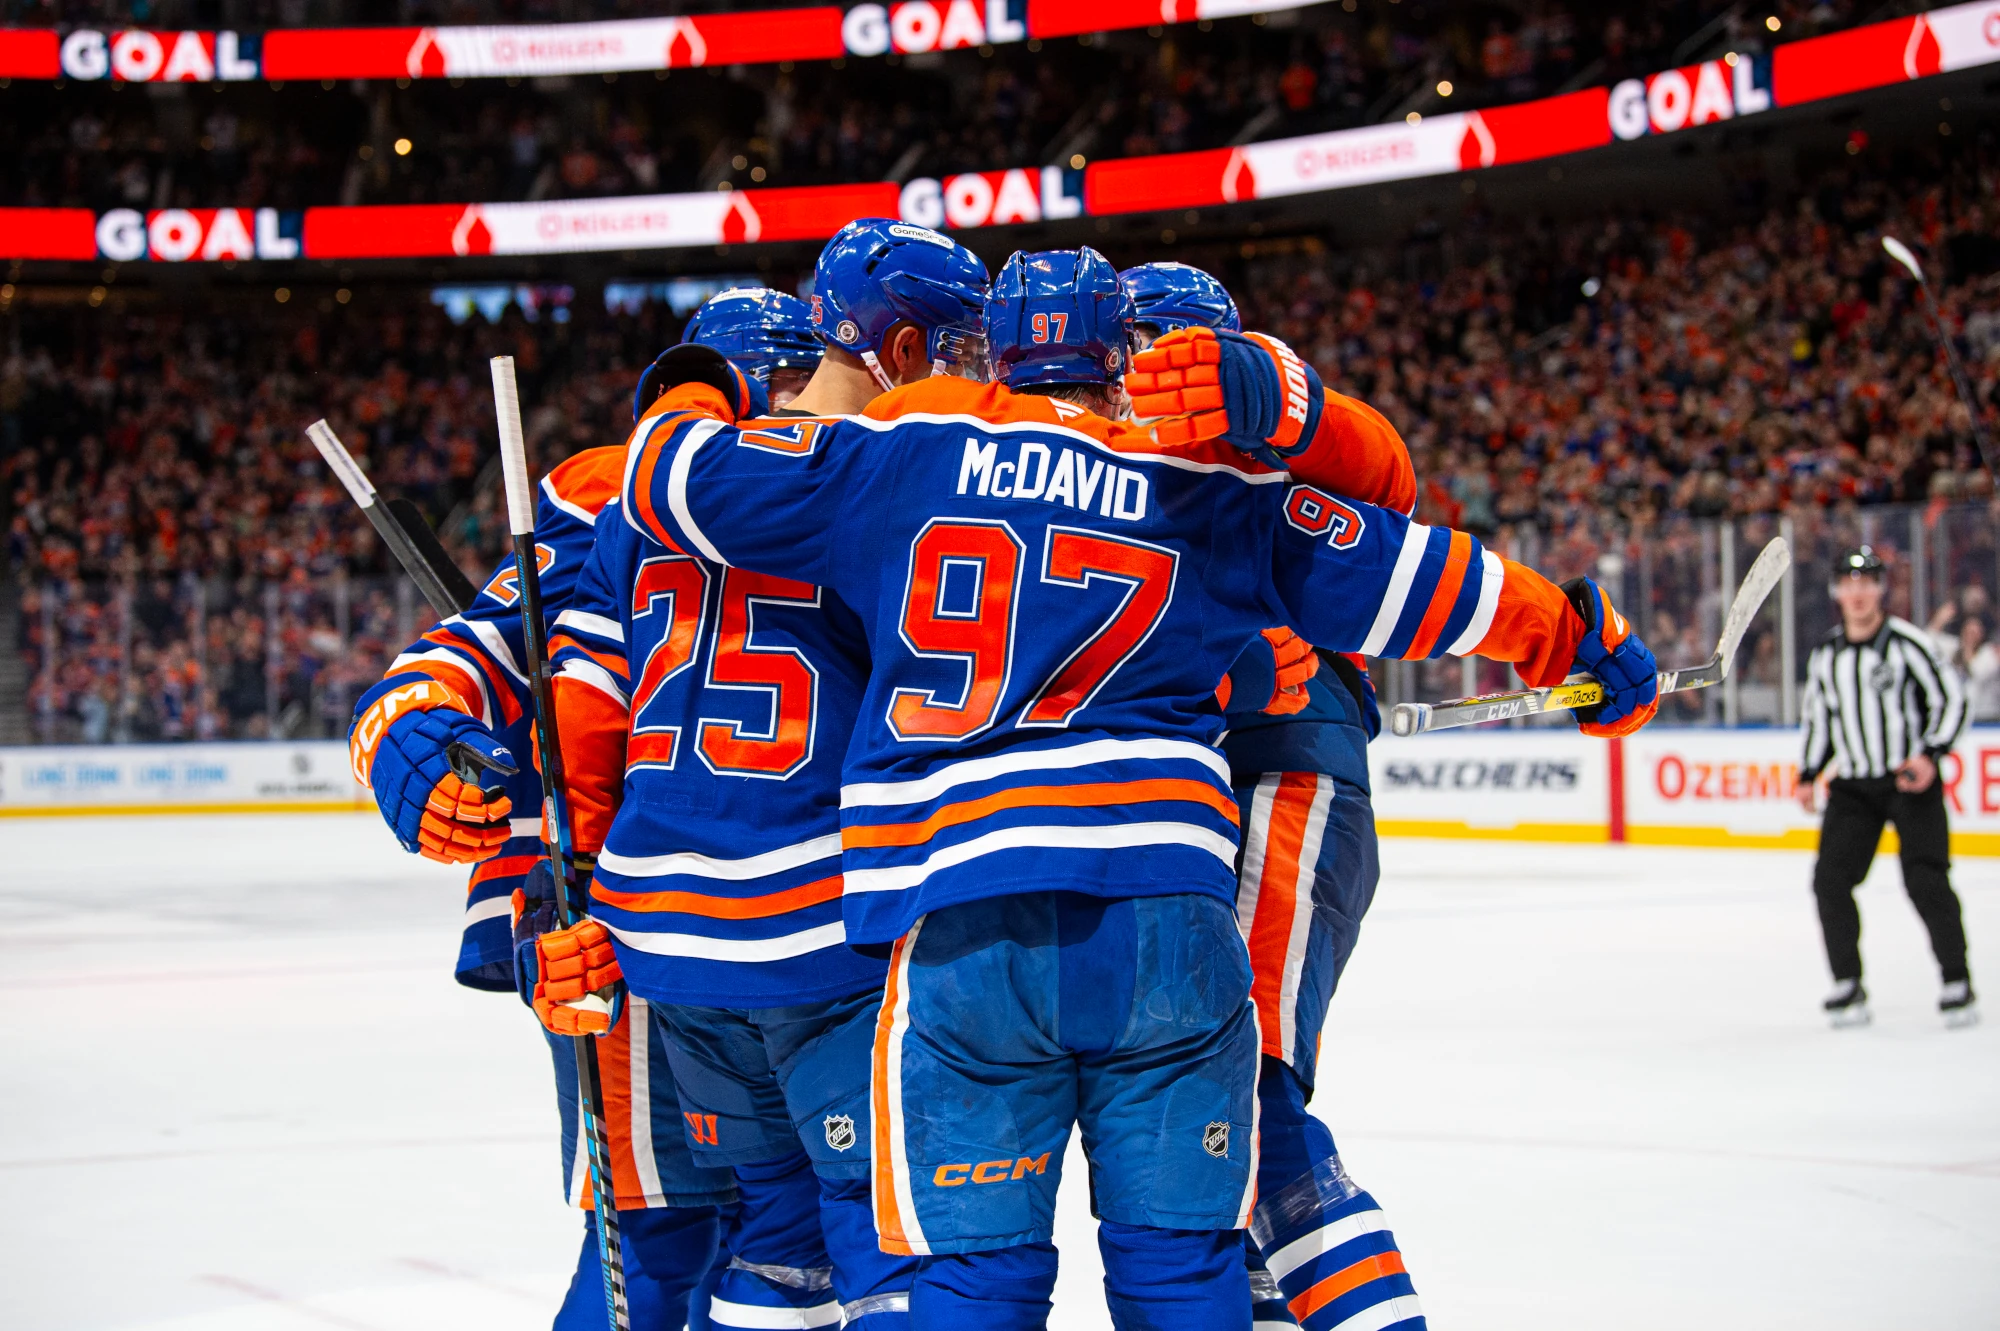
[543, 249, 998, 1329]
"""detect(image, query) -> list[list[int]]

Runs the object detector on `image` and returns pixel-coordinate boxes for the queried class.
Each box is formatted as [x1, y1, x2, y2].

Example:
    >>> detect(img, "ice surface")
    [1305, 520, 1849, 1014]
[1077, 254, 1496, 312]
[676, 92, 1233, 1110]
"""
[1, 815, 1994, 1329]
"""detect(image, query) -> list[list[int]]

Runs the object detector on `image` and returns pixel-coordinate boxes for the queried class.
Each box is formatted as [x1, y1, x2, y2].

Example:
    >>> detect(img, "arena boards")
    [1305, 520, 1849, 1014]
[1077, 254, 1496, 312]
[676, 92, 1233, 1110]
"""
[11, 730, 2000, 857]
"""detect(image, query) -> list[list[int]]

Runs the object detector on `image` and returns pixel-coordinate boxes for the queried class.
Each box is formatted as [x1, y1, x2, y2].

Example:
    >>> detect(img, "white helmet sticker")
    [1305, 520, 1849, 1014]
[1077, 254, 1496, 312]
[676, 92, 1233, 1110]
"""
[887, 223, 953, 248]
[836, 319, 861, 344]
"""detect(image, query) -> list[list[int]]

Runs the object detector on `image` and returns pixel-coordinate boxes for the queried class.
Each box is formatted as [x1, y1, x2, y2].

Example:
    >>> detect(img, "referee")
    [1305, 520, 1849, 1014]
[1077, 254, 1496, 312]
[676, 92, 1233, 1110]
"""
[1798, 547, 1977, 1028]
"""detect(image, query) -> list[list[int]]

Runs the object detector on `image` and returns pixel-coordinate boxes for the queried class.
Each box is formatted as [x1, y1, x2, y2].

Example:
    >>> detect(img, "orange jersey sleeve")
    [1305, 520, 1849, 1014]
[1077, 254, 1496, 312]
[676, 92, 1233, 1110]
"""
[1282, 389, 1416, 516]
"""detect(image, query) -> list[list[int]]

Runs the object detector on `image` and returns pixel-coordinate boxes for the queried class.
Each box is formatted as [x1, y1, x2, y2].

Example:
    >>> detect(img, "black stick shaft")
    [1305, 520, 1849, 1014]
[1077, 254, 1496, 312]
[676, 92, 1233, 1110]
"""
[490, 360, 631, 1331]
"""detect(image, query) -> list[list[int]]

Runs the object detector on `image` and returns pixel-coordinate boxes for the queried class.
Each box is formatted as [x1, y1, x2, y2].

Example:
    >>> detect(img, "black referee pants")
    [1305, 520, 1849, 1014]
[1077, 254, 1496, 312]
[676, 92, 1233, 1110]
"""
[1812, 777, 1969, 984]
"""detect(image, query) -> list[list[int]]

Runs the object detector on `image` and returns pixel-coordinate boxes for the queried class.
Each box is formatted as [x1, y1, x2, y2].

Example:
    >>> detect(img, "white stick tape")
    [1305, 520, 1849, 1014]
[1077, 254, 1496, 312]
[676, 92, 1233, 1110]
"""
[490, 356, 536, 536]
[305, 419, 377, 509]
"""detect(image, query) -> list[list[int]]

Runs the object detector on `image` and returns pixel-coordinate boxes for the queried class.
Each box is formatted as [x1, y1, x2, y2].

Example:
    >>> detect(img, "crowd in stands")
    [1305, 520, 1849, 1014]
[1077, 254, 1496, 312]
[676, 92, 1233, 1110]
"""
[4, 0, 1876, 212]
[7, 136, 1999, 741]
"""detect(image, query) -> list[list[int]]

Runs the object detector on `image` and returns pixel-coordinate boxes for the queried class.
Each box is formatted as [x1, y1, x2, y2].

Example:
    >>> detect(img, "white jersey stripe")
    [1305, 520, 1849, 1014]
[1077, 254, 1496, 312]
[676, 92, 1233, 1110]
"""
[1445, 549, 1504, 656]
[1236, 997, 1263, 1232]
[556, 657, 630, 710]
[1277, 777, 1334, 1063]
[600, 919, 846, 962]
[883, 919, 929, 1257]
[556, 608, 626, 643]
[841, 736, 1230, 809]
[842, 821, 1239, 895]
[460, 616, 531, 687]
[1265, 1206, 1392, 1282]
[667, 418, 730, 563]
[463, 894, 514, 926]
[597, 832, 843, 880]
[1234, 776, 1281, 939]
[541, 472, 601, 528]
[625, 995, 667, 1207]
[1358, 521, 1434, 658]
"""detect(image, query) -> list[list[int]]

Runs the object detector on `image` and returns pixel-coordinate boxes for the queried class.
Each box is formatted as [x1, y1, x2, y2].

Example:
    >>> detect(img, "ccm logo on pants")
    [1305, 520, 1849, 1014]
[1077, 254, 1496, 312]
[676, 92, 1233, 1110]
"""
[933, 1153, 1050, 1187]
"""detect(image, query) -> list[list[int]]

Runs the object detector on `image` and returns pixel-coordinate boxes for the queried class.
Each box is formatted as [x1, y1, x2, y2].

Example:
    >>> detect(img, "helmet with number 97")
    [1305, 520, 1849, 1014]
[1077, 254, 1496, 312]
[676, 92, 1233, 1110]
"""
[983, 246, 1134, 389]
[811, 218, 992, 389]
[1118, 262, 1241, 348]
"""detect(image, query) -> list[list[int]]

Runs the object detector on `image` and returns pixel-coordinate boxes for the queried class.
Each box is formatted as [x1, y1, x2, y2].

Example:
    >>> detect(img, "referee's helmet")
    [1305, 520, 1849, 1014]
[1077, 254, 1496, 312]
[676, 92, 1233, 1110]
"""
[1834, 546, 1886, 582]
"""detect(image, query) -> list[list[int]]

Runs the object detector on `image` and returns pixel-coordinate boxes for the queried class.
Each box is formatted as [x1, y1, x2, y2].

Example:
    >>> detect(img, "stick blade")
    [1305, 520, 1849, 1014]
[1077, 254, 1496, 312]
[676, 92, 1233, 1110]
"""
[1716, 537, 1790, 676]
[386, 497, 480, 616]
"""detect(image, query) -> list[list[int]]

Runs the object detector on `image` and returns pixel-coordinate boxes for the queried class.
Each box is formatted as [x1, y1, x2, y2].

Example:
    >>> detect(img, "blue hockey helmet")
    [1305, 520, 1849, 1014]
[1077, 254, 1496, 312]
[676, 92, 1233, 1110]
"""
[681, 287, 823, 383]
[1118, 262, 1242, 337]
[634, 286, 815, 421]
[811, 218, 991, 387]
[984, 247, 1134, 389]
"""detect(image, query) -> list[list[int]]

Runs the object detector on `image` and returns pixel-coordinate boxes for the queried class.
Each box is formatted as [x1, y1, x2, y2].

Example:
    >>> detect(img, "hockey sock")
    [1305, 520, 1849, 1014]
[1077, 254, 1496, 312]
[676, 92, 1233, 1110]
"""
[1250, 1157, 1425, 1331]
[1247, 1238, 1300, 1328]
[1098, 1222, 1251, 1331]
[554, 1204, 721, 1331]
[817, 1173, 914, 1326]
[908, 1241, 1057, 1329]
[705, 1152, 841, 1330]
[1250, 1059, 1424, 1331]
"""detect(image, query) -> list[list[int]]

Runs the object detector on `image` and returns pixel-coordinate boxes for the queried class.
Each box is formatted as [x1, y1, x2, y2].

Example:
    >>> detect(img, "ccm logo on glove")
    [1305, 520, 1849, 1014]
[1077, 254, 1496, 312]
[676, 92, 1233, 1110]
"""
[350, 678, 457, 785]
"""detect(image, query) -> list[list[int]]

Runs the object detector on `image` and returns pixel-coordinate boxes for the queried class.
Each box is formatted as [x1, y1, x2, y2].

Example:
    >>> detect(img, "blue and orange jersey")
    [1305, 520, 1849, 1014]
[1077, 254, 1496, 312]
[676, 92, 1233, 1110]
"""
[622, 375, 1579, 946]
[545, 473, 886, 1008]
[350, 446, 627, 991]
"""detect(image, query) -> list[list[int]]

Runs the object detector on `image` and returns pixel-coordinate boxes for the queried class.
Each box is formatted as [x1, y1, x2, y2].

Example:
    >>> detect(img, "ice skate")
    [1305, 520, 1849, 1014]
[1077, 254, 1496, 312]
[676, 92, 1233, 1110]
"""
[1824, 979, 1871, 1028]
[1940, 981, 1979, 1030]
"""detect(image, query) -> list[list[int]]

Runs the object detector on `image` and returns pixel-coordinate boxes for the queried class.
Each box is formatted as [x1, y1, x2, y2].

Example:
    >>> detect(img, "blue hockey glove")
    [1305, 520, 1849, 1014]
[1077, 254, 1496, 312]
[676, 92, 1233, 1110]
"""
[352, 690, 517, 864]
[1125, 327, 1326, 469]
[1561, 577, 1659, 738]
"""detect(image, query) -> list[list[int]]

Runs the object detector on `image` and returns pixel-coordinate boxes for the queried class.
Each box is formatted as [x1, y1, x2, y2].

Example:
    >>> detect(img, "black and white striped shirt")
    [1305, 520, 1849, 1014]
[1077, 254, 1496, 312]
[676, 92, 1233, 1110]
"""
[1801, 616, 1967, 781]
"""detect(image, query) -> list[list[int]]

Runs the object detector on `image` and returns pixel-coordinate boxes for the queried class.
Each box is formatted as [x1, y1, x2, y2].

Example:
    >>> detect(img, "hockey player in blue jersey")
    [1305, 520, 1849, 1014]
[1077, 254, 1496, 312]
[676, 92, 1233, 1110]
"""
[618, 245, 1659, 1328]
[531, 221, 993, 1329]
[351, 286, 864, 1330]
[1123, 259, 1428, 1330]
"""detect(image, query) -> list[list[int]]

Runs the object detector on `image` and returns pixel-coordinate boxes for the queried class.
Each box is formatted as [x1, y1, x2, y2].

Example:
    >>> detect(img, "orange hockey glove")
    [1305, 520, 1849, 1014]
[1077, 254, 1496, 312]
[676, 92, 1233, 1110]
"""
[1262, 627, 1318, 716]
[530, 919, 625, 1037]
[1125, 327, 1324, 466]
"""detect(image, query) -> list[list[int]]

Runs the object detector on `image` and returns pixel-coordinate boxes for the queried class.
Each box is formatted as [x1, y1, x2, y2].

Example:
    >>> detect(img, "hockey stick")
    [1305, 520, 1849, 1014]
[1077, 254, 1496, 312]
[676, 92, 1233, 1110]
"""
[307, 419, 512, 785]
[306, 420, 480, 619]
[1389, 536, 1791, 736]
[1882, 237, 1998, 478]
[490, 356, 632, 1331]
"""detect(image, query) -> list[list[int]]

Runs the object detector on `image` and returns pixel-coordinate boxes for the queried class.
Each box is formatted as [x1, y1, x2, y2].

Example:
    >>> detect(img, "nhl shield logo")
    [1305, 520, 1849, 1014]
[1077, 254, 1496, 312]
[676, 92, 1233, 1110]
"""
[835, 319, 861, 345]
[1202, 1121, 1230, 1158]
[824, 1114, 857, 1152]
